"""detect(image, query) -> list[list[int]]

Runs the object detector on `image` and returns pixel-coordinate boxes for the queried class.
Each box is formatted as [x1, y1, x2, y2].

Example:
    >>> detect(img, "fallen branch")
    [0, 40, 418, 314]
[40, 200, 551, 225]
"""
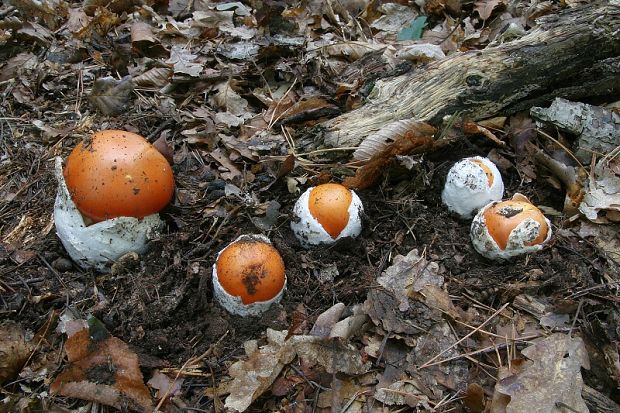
[318, 2, 620, 149]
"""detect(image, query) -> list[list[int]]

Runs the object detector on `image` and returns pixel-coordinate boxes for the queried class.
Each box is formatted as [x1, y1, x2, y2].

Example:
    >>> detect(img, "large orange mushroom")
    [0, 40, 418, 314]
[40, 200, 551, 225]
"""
[63, 130, 174, 222]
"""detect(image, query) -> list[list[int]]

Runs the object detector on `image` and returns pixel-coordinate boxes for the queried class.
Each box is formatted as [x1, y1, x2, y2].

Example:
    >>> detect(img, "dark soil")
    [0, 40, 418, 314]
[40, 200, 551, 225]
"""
[2, 129, 608, 407]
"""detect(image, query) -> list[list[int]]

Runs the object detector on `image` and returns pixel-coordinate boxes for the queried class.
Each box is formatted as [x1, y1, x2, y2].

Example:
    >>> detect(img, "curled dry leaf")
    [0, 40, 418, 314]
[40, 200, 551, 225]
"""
[51, 318, 154, 412]
[131, 21, 167, 57]
[344, 121, 435, 190]
[133, 67, 173, 88]
[0, 321, 34, 384]
[309, 302, 346, 337]
[579, 157, 620, 223]
[393, 43, 445, 63]
[322, 41, 388, 62]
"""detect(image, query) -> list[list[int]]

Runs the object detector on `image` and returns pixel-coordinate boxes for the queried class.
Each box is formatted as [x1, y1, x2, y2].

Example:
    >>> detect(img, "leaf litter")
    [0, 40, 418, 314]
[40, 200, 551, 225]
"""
[1, 0, 620, 411]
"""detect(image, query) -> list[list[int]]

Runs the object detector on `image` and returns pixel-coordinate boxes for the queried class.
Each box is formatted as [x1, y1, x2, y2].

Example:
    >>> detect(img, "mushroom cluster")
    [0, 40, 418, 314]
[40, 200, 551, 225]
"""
[442, 157, 552, 260]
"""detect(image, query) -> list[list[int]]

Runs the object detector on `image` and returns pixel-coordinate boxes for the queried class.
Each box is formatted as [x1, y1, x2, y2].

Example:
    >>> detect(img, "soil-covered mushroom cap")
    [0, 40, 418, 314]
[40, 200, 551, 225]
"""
[442, 156, 504, 218]
[470, 195, 552, 260]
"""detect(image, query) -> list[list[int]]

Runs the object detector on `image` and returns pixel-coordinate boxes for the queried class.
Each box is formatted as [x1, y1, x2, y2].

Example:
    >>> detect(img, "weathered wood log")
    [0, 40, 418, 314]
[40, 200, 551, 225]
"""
[318, 1, 620, 149]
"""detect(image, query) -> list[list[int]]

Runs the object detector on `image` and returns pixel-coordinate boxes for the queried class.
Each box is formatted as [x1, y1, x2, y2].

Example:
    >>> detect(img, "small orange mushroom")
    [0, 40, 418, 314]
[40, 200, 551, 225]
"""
[308, 183, 353, 238]
[63, 130, 174, 222]
[215, 238, 285, 305]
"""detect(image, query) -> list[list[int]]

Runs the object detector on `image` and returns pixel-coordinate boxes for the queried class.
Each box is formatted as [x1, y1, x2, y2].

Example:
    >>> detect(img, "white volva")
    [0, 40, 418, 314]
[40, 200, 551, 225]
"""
[53, 157, 163, 272]
[442, 156, 504, 218]
[212, 234, 286, 317]
[290, 187, 363, 247]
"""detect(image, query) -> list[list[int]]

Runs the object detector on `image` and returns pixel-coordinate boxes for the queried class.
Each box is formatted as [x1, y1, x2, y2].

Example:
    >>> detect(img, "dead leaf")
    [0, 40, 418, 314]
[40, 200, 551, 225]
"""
[0, 52, 38, 82]
[152, 134, 174, 165]
[309, 302, 346, 337]
[463, 383, 486, 413]
[133, 67, 173, 88]
[322, 41, 387, 62]
[210, 148, 243, 181]
[147, 370, 183, 399]
[225, 329, 295, 412]
[579, 157, 620, 223]
[252, 200, 281, 231]
[6, 0, 66, 30]
[374, 380, 432, 408]
[474, 0, 505, 20]
[89, 75, 134, 116]
[273, 97, 340, 127]
[0, 321, 34, 384]
[344, 122, 436, 189]
[131, 21, 167, 57]
[394, 44, 445, 63]
[463, 121, 505, 146]
[225, 328, 370, 412]
[167, 46, 203, 77]
[576, 222, 620, 268]
[66, 8, 91, 35]
[213, 80, 249, 116]
[51, 318, 154, 412]
[495, 334, 589, 413]
[17, 21, 53, 45]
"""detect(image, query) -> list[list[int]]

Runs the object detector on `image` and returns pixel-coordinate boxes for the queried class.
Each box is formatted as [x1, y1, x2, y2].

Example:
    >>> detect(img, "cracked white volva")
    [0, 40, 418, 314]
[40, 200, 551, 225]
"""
[212, 234, 286, 317]
[470, 201, 553, 260]
[53, 157, 163, 272]
[290, 187, 363, 248]
[441, 156, 504, 218]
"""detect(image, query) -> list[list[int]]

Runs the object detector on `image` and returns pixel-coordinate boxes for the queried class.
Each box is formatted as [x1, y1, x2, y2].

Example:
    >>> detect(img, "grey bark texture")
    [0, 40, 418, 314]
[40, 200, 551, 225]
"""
[531, 98, 620, 163]
[318, 1, 620, 149]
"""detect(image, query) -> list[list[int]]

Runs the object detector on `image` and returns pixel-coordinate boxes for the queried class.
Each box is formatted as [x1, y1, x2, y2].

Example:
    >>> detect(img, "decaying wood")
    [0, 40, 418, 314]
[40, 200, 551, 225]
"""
[318, 1, 620, 149]
[582, 385, 620, 413]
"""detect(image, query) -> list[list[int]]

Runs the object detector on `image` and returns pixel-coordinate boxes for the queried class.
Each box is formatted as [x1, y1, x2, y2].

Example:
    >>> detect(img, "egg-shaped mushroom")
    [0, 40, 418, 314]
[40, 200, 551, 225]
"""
[470, 194, 552, 260]
[291, 183, 363, 247]
[442, 156, 504, 218]
[212, 234, 286, 316]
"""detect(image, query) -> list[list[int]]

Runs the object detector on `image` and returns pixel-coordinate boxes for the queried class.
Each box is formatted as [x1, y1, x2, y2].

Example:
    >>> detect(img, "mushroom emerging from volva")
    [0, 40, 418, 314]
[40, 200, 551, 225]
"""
[470, 194, 552, 260]
[54, 130, 174, 271]
[212, 234, 286, 316]
[291, 183, 363, 247]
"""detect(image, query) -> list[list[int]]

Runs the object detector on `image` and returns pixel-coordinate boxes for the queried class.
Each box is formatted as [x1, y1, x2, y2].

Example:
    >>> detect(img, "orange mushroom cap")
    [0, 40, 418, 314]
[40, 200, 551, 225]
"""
[483, 200, 549, 250]
[63, 130, 174, 223]
[308, 183, 353, 238]
[470, 158, 494, 186]
[215, 239, 286, 305]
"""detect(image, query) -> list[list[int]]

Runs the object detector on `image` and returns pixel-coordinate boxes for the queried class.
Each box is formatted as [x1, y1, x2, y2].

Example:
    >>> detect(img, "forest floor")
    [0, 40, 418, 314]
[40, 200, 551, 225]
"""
[1, 0, 619, 412]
